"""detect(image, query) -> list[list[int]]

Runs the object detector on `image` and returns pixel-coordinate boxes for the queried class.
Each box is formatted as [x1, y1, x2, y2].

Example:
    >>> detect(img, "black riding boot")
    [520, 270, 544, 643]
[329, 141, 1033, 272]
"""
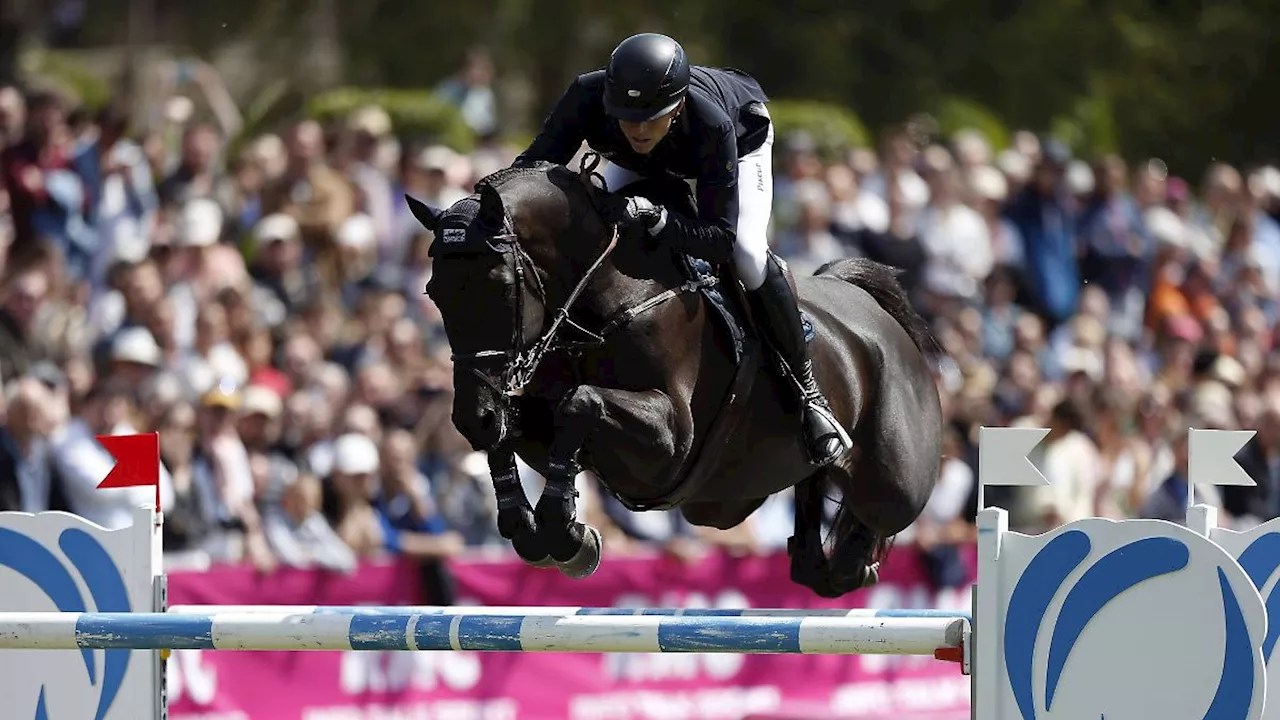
[747, 253, 853, 466]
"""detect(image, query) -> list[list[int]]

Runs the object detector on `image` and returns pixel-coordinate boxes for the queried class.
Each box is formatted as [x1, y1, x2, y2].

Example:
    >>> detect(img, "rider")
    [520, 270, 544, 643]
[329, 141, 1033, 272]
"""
[512, 32, 851, 467]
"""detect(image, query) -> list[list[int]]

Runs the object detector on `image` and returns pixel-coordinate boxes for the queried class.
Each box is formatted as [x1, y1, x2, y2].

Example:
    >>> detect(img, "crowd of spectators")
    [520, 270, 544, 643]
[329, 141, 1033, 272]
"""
[0, 60, 1276, 594]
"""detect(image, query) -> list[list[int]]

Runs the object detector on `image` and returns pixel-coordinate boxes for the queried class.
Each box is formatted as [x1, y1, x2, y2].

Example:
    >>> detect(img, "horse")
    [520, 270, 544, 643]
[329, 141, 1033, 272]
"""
[406, 158, 942, 597]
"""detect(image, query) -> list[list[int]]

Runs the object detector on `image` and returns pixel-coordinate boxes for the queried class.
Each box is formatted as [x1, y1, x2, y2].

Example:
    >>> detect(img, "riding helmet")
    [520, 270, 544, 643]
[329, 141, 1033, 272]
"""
[603, 33, 691, 123]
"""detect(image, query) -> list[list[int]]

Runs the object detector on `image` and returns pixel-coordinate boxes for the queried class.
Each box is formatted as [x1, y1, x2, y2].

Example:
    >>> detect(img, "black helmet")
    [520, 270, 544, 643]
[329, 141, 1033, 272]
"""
[603, 33, 690, 123]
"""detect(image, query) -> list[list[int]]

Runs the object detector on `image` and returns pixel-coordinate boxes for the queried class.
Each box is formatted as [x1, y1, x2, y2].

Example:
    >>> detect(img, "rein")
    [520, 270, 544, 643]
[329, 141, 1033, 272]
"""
[450, 152, 717, 404]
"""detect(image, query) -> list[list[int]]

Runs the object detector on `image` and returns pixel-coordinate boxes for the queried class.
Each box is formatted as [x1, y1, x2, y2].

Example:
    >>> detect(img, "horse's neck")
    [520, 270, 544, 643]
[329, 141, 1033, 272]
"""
[585, 242, 684, 316]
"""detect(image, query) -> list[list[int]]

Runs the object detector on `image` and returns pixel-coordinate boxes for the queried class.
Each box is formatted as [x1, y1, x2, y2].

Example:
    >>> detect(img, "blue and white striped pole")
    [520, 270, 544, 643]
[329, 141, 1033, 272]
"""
[0, 611, 969, 655]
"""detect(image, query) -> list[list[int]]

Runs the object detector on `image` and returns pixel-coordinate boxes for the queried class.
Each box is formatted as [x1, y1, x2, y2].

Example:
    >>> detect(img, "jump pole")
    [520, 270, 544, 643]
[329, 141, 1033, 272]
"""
[0, 610, 969, 655]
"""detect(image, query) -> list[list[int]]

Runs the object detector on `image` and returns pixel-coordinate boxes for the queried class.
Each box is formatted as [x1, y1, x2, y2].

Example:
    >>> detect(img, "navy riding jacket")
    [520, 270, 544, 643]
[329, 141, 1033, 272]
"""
[515, 67, 770, 262]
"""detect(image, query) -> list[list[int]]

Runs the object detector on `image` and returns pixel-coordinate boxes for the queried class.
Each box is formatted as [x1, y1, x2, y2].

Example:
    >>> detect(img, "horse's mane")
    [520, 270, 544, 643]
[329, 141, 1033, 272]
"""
[475, 160, 563, 192]
[474, 159, 615, 226]
[472, 156, 696, 228]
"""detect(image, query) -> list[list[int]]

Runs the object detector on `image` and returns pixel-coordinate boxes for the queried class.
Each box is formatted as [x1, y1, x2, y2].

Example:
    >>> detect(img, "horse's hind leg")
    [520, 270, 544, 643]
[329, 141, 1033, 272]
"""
[818, 411, 940, 594]
[538, 384, 690, 579]
[787, 465, 882, 598]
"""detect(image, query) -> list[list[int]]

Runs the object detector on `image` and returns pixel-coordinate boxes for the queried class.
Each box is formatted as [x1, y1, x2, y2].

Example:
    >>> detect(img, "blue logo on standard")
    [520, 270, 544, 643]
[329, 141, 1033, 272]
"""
[1001, 519, 1266, 720]
[0, 525, 132, 720]
[1236, 531, 1280, 666]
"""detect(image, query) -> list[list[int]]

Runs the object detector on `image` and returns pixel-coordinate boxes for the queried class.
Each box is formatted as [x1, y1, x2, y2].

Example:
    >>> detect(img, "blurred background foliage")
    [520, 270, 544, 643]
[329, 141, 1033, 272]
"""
[2, 0, 1275, 175]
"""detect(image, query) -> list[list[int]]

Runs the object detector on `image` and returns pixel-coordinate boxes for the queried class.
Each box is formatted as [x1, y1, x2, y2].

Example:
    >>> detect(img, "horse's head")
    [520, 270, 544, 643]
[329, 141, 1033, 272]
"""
[408, 163, 607, 452]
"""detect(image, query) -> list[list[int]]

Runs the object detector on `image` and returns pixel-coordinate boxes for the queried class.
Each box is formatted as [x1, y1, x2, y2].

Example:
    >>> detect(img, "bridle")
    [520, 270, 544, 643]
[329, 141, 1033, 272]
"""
[448, 220, 619, 401]
[444, 153, 716, 424]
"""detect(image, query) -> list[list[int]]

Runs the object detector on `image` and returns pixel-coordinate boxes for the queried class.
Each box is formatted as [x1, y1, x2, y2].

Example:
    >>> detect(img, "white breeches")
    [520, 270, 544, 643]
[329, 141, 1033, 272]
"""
[601, 108, 776, 291]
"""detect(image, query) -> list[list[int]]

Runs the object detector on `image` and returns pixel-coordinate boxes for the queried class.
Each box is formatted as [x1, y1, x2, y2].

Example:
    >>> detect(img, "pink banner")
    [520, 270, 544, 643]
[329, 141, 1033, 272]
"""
[166, 546, 975, 720]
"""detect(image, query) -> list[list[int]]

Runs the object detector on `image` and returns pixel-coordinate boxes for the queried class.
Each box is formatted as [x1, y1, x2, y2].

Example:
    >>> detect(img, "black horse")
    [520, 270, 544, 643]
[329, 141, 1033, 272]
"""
[407, 159, 942, 597]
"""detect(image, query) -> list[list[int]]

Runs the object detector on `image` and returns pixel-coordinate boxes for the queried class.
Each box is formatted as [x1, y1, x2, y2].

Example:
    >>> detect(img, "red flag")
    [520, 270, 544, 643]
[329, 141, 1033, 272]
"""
[96, 432, 161, 511]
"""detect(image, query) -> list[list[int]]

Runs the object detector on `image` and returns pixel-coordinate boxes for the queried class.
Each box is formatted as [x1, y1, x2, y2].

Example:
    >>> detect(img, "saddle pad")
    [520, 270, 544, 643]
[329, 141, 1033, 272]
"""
[678, 254, 816, 361]
[681, 254, 746, 365]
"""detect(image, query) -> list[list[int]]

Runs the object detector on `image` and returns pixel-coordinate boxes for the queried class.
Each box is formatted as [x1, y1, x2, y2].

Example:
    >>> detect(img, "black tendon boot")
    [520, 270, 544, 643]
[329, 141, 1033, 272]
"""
[747, 254, 853, 465]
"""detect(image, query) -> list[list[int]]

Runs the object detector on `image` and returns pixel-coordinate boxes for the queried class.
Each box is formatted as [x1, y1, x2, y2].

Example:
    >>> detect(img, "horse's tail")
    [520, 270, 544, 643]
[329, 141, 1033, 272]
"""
[808, 257, 934, 595]
[815, 257, 935, 356]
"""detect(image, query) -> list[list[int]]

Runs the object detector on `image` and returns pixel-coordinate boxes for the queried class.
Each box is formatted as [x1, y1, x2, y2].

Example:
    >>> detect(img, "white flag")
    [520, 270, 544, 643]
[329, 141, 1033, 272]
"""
[978, 426, 1050, 487]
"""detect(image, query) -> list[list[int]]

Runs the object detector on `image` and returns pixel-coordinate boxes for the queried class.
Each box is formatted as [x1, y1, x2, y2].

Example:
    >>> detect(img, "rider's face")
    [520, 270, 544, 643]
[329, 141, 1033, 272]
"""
[618, 101, 683, 155]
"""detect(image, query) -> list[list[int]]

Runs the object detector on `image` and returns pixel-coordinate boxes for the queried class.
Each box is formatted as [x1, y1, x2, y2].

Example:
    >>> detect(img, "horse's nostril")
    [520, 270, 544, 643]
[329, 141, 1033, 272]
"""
[478, 409, 497, 432]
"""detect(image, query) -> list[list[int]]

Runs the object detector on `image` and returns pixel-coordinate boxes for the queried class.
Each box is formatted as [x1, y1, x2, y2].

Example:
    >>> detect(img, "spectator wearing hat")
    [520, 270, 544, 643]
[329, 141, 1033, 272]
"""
[324, 432, 386, 557]
[164, 198, 249, 349]
[248, 212, 317, 320]
[970, 164, 1025, 271]
[847, 166, 928, 311]
[407, 145, 468, 211]
[106, 325, 163, 385]
[324, 432, 464, 561]
[335, 213, 378, 307]
[191, 379, 276, 570]
[237, 384, 299, 501]
[916, 150, 993, 312]
[344, 107, 396, 262]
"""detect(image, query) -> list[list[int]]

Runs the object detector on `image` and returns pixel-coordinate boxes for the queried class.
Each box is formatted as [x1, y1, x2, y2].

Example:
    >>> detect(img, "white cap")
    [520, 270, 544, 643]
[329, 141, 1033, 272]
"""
[970, 165, 1009, 202]
[253, 213, 300, 246]
[178, 198, 223, 247]
[111, 218, 151, 264]
[348, 105, 392, 137]
[240, 385, 283, 418]
[417, 145, 456, 172]
[1065, 160, 1095, 195]
[111, 327, 163, 366]
[337, 213, 377, 249]
[333, 433, 380, 475]
[995, 149, 1031, 183]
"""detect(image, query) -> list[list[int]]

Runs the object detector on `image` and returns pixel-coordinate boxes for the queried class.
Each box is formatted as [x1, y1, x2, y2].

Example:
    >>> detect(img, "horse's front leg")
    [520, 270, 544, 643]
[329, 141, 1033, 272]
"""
[486, 448, 556, 568]
[537, 385, 691, 578]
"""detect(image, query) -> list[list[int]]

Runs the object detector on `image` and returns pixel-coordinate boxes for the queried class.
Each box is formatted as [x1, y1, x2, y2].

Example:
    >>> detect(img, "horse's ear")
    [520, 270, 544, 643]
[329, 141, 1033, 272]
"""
[405, 194, 443, 233]
[477, 183, 505, 227]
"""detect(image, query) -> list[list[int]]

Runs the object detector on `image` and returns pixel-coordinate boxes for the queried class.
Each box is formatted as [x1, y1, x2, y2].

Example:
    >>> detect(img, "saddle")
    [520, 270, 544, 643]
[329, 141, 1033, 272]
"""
[612, 176, 815, 366]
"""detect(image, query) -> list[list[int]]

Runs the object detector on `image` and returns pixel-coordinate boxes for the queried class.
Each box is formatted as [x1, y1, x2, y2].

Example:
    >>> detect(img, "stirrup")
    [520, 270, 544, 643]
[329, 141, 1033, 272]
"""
[803, 397, 854, 461]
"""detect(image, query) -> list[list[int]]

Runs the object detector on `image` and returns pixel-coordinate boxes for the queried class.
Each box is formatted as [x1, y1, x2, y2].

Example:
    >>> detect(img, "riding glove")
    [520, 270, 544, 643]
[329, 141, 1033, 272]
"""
[612, 196, 668, 236]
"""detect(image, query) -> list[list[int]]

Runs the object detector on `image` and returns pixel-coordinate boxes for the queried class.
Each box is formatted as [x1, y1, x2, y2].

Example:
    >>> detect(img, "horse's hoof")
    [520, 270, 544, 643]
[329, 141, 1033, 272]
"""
[523, 555, 557, 569]
[557, 525, 603, 579]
